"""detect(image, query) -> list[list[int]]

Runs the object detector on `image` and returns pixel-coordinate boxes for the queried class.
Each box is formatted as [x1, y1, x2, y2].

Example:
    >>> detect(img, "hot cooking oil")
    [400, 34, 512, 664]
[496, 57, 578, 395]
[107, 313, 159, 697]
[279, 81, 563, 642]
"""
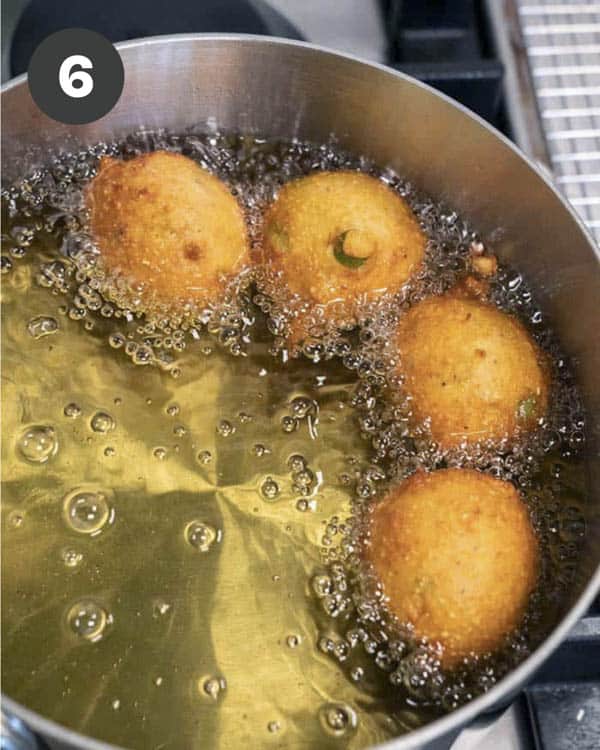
[1, 132, 588, 750]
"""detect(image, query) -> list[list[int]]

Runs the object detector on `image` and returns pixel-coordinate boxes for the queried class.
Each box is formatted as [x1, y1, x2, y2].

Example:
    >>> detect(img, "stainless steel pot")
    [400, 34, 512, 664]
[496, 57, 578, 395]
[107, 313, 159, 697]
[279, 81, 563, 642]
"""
[2, 33, 599, 750]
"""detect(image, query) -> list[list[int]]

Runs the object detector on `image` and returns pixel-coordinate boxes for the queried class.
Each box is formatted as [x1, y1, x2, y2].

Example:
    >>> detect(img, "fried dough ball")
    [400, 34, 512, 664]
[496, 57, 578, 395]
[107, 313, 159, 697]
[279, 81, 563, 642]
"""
[394, 290, 549, 448]
[261, 171, 425, 313]
[87, 151, 249, 307]
[367, 469, 539, 667]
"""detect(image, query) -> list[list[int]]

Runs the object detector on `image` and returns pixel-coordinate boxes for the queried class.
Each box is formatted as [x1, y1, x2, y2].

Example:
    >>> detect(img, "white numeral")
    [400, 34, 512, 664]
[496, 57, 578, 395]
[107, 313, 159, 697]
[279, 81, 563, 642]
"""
[59, 55, 94, 98]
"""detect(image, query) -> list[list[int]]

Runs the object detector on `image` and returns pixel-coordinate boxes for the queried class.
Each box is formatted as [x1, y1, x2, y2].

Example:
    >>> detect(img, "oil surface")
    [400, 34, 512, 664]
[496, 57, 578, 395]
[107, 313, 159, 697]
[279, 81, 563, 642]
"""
[1, 133, 588, 750]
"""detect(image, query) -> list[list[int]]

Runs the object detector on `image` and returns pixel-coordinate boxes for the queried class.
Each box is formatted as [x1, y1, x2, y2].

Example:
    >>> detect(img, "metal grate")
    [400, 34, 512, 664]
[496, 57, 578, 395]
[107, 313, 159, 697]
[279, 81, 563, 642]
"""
[517, 0, 600, 243]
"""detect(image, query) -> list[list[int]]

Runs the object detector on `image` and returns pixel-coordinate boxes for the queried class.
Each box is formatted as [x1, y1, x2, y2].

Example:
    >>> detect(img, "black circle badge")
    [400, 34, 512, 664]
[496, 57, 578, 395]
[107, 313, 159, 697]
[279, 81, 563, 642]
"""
[28, 28, 124, 125]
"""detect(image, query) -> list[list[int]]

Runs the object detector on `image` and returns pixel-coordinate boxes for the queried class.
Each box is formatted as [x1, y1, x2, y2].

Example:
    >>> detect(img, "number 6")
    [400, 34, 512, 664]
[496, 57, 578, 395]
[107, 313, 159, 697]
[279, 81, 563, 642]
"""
[59, 55, 94, 98]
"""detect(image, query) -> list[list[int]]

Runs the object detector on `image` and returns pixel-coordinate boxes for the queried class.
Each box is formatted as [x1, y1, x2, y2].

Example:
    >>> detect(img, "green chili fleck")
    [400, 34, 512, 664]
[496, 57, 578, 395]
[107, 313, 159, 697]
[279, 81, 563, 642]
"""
[332, 231, 369, 269]
[517, 394, 537, 420]
[268, 223, 289, 252]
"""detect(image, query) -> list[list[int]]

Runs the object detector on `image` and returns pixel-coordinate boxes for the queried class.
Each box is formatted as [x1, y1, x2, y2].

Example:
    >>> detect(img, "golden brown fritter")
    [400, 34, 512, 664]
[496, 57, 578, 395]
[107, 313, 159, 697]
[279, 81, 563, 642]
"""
[394, 291, 549, 448]
[367, 469, 539, 668]
[261, 171, 425, 314]
[87, 151, 249, 307]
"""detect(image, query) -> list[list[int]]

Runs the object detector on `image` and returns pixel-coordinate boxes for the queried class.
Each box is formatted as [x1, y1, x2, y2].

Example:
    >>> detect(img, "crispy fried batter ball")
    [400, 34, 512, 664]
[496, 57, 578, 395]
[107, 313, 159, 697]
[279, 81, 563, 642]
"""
[261, 171, 425, 313]
[87, 151, 249, 307]
[367, 469, 539, 667]
[394, 290, 549, 448]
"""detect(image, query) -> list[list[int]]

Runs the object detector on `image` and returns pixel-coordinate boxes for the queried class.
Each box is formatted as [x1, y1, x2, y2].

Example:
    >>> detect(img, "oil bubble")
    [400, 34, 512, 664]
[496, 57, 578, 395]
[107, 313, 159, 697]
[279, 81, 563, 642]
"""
[63, 489, 113, 535]
[290, 396, 314, 419]
[281, 416, 298, 433]
[318, 703, 357, 737]
[64, 402, 82, 418]
[166, 404, 180, 417]
[18, 425, 58, 464]
[356, 480, 375, 499]
[27, 315, 58, 339]
[90, 411, 115, 433]
[292, 469, 315, 495]
[318, 636, 334, 654]
[197, 450, 212, 465]
[287, 454, 306, 472]
[375, 650, 394, 672]
[111, 699, 121, 711]
[152, 599, 172, 618]
[132, 345, 153, 365]
[312, 575, 333, 598]
[261, 477, 279, 501]
[200, 676, 227, 701]
[217, 420, 235, 437]
[267, 721, 281, 733]
[66, 600, 112, 642]
[68, 306, 86, 321]
[153, 447, 167, 460]
[61, 548, 83, 567]
[253, 443, 270, 457]
[185, 521, 219, 552]
[11, 225, 34, 247]
[8, 511, 24, 528]
[286, 634, 301, 648]
[104, 447, 116, 457]
[334, 641, 350, 662]
[0, 255, 12, 274]
[108, 333, 126, 348]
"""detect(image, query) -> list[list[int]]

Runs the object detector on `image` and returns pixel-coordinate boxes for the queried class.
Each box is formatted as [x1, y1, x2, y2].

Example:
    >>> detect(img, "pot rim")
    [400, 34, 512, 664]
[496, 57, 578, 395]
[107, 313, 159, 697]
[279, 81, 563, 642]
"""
[2, 32, 599, 750]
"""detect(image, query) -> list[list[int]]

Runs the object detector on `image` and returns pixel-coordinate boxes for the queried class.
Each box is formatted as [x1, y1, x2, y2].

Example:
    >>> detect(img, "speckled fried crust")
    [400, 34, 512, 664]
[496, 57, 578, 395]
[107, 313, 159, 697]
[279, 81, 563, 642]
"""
[87, 151, 249, 307]
[261, 171, 426, 314]
[367, 469, 539, 668]
[394, 291, 549, 448]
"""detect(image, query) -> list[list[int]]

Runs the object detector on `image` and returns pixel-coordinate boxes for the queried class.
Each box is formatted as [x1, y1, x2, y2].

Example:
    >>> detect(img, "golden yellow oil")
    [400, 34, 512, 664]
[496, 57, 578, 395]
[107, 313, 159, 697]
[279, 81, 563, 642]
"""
[1, 250, 419, 748]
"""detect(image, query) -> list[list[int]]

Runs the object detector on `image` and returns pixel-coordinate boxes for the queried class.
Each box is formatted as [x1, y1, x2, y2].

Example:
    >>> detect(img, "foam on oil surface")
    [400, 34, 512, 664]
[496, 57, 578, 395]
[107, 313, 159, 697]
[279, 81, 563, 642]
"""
[2, 130, 479, 368]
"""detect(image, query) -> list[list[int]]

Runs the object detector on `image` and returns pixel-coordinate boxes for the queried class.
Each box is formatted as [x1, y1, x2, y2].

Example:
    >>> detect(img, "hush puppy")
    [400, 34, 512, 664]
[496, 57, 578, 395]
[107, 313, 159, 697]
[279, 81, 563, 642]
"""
[367, 468, 539, 667]
[261, 171, 425, 314]
[394, 291, 549, 447]
[87, 151, 249, 307]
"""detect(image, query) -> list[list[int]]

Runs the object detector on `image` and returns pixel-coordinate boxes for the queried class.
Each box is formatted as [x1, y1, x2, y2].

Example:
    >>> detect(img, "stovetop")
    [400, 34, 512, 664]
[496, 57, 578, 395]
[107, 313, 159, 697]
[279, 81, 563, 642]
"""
[1, 2, 599, 749]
